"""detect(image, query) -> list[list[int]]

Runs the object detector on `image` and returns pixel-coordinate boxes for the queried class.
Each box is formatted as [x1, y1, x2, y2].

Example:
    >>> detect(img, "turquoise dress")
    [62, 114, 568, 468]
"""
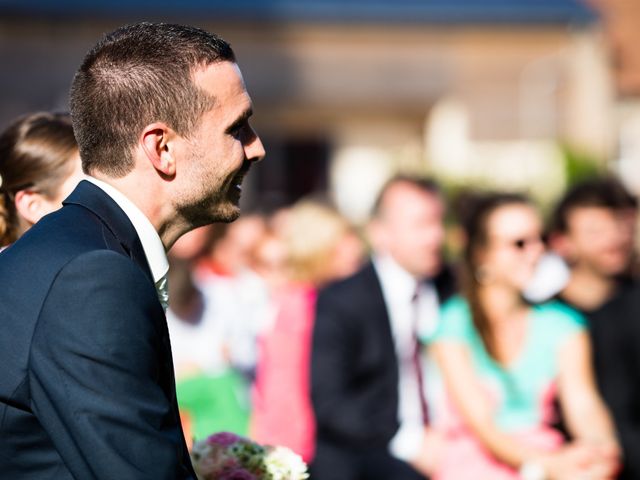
[426, 295, 586, 479]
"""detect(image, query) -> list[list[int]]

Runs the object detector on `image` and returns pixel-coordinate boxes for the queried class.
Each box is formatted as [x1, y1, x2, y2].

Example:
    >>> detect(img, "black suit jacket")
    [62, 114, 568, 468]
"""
[311, 261, 455, 450]
[0, 181, 195, 479]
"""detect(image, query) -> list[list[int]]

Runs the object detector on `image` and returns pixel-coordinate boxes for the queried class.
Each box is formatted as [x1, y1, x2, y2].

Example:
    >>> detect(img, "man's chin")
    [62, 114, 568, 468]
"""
[180, 200, 240, 228]
[417, 261, 442, 279]
[212, 202, 241, 223]
[216, 210, 241, 224]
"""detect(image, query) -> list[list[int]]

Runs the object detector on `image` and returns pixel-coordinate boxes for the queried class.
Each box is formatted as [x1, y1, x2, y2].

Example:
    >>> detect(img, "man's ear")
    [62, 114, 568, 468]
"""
[141, 123, 176, 177]
[548, 232, 574, 262]
[14, 190, 47, 226]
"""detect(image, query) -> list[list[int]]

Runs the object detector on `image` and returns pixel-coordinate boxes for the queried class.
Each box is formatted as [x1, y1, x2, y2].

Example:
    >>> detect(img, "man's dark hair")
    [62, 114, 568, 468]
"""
[69, 22, 236, 177]
[550, 176, 637, 233]
[371, 174, 441, 219]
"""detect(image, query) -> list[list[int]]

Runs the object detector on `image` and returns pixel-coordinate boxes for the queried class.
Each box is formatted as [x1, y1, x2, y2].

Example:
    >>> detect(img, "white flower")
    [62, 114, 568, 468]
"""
[190, 432, 309, 480]
[264, 446, 309, 480]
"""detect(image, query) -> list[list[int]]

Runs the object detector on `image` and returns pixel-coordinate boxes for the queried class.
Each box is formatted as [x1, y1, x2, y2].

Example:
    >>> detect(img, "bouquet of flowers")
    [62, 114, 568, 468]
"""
[190, 432, 309, 480]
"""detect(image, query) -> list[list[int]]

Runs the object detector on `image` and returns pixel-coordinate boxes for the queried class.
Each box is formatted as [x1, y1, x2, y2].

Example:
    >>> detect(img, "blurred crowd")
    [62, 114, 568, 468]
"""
[153, 175, 640, 480]
[2, 111, 640, 480]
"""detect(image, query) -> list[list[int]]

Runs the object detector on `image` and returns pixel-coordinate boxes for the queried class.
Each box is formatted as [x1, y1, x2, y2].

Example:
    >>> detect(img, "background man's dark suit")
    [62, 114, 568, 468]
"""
[0, 181, 195, 479]
[311, 261, 455, 480]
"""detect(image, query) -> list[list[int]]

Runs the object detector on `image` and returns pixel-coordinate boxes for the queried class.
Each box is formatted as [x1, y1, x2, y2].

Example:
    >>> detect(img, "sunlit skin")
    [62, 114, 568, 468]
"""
[371, 181, 445, 279]
[480, 204, 545, 292]
[328, 231, 365, 281]
[208, 215, 268, 275]
[475, 204, 545, 365]
[562, 207, 632, 277]
[93, 61, 265, 251]
[251, 233, 289, 291]
[175, 62, 266, 227]
[552, 206, 635, 311]
[15, 151, 85, 234]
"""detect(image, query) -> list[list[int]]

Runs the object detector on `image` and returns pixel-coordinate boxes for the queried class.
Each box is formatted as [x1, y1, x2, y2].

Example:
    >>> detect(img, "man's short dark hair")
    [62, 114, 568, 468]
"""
[371, 174, 442, 219]
[550, 176, 637, 233]
[70, 22, 236, 177]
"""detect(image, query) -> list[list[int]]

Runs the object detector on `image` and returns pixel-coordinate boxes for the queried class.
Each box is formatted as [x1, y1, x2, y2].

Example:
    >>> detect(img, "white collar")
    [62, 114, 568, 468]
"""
[372, 253, 419, 303]
[85, 176, 169, 283]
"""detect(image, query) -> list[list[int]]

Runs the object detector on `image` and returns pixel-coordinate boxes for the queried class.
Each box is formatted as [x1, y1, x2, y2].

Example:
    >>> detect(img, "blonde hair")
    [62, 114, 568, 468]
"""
[281, 201, 355, 285]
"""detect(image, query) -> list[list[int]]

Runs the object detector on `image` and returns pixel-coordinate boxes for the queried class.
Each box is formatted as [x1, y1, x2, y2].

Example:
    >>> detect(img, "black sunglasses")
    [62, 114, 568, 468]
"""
[510, 234, 547, 250]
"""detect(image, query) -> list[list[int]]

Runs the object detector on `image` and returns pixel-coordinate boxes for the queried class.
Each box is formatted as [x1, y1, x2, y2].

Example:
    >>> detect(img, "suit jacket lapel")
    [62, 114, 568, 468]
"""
[64, 182, 193, 475]
[63, 180, 154, 285]
[360, 262, 396, 352]
[361, 262, 390, 318]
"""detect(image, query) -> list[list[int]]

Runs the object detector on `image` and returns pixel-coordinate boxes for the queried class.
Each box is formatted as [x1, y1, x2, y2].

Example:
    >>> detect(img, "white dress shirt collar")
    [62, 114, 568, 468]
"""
[84, 176, 169, 284]
[372, 253, 418, 305]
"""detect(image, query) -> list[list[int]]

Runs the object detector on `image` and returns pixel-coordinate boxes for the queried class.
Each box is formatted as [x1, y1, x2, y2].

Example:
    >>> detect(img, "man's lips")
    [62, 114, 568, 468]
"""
[232, 160, 252, 191]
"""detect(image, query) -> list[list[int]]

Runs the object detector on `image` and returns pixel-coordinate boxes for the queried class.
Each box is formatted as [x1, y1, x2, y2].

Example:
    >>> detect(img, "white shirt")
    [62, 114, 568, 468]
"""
[166, 295, 228, 378]
[197, 267, 273, 374]
[85, 177, 169, 308]
[167, 266, 273, 379]
[523, 252, 570, 303]
[372, 254, 440, 462]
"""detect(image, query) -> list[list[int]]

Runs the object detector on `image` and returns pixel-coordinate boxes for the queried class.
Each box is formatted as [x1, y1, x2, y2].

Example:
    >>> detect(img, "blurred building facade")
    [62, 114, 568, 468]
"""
[1, 0, 633, 222]
[587, 0, 640, 196]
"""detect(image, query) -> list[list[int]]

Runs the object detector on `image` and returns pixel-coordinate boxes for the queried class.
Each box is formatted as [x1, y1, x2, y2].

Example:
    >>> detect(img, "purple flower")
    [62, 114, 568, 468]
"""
[207, 432, 242, 447]
[218, 467, 258, 480]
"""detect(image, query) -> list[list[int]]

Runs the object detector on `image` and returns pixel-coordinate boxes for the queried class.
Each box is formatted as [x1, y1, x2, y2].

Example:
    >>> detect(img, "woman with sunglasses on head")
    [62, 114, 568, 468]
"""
[430, 193, 620, 480]
[0, 112, 84, 249]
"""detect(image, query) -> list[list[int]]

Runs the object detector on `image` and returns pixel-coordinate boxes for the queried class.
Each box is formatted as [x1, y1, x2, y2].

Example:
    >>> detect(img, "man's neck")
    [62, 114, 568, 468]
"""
[89, 171, 186, 250]
[561, 267, 618, 312]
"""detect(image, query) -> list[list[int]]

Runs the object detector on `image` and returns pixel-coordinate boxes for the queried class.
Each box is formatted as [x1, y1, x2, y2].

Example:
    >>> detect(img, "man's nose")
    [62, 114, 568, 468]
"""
[245, 127, 266, 163]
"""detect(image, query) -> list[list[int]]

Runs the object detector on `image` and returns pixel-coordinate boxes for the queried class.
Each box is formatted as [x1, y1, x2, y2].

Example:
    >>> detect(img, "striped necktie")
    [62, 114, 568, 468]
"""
[155, 275, 169, 312]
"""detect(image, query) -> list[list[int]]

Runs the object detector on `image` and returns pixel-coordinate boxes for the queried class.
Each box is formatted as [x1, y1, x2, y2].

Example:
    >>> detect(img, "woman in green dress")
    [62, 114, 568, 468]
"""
[431, 193, 620, 480]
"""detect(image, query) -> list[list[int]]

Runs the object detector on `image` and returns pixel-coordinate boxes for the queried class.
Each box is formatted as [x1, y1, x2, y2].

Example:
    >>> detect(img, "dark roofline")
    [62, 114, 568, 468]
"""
[0, 0, 598, 26]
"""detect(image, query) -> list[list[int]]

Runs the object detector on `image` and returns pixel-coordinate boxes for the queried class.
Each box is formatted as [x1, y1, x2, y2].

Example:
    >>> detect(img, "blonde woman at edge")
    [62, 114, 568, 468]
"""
[251, 200, 365, 464]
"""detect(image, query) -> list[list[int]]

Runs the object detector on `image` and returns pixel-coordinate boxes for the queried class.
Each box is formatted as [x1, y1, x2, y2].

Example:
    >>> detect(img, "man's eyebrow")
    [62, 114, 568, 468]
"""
[226, 108, 253, 133]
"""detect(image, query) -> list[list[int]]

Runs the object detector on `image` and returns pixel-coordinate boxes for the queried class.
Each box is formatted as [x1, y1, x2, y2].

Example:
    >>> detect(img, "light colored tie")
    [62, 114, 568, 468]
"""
[155, 275, 169, 312]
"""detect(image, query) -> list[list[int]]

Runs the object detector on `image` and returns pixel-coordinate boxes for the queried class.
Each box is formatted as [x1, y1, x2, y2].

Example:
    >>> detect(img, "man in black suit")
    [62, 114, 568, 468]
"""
[0, 23, 265, 479]
[311, 176, 455, 480]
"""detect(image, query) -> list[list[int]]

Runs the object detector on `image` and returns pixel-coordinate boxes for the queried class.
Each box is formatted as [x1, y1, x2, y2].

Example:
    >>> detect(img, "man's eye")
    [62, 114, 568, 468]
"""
[229, 124, 244, 137]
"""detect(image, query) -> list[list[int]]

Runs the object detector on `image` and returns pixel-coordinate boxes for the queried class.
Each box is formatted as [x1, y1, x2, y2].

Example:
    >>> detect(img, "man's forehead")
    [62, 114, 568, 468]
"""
[193, 61, 247, 97]
[566, 206, 623, 230]
[569, 206, 619, 220]
[385, 183, 442, 208]
[193, 61, 253, 125]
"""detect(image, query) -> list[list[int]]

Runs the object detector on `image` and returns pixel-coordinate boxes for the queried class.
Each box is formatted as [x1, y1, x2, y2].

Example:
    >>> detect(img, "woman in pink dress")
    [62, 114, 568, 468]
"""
[250, 201, 364, 463]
